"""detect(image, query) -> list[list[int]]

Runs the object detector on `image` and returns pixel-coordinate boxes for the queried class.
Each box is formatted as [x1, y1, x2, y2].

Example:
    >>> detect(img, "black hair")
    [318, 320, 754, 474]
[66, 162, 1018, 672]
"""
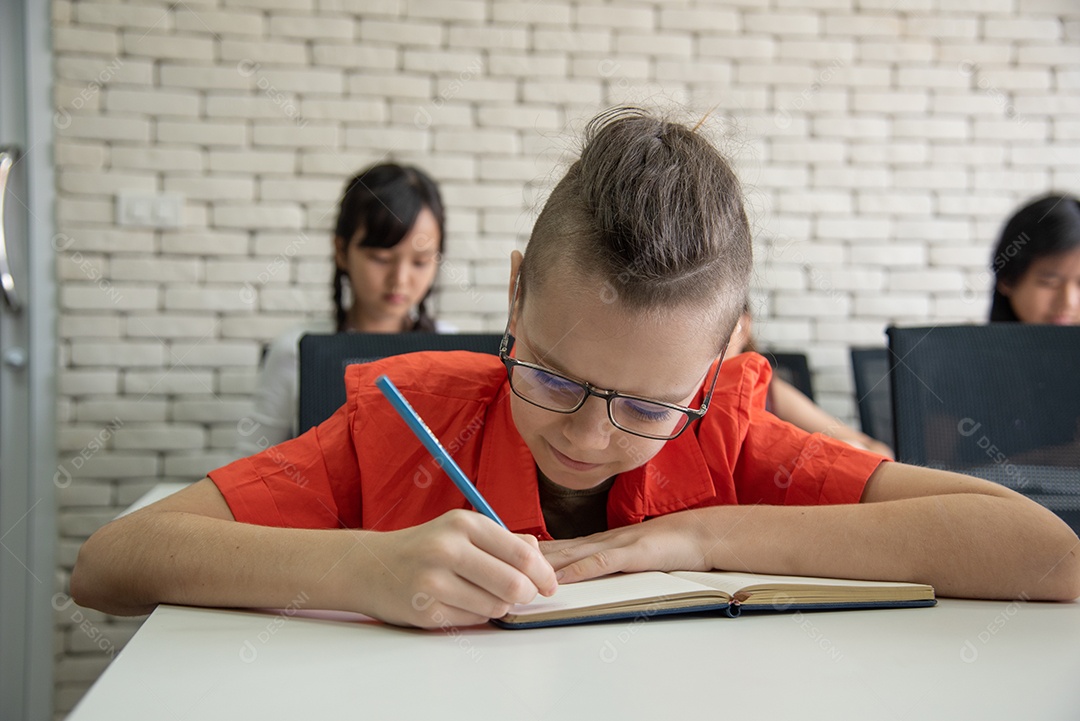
[332, 163, 445, 332]
[990, 193, 1080, 322]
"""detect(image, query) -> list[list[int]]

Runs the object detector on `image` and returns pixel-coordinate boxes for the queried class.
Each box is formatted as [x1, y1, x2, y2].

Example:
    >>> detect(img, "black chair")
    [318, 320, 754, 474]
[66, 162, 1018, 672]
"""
[298, 333, 502, 433]
[851, 347, 894, 448]
[762, 351, 814, 402]
[887, 324, 1080, 533]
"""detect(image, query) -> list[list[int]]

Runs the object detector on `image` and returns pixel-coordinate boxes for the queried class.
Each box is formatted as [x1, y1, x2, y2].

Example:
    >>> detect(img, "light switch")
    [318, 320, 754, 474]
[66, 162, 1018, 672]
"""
[117, 192, 184, 229]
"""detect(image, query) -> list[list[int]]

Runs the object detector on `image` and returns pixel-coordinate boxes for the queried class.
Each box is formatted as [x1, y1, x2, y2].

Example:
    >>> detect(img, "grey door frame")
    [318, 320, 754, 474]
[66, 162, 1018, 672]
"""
[0, 0, 57, 719]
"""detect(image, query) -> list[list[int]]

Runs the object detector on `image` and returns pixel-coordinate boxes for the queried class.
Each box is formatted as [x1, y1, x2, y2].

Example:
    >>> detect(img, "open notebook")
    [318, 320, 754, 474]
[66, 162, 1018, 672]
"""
[494, 570, 935, 629]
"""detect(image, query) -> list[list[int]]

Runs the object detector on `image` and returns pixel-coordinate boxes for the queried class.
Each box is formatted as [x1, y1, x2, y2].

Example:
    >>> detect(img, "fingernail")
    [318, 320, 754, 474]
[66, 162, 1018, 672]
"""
[555, 570, 565, 582]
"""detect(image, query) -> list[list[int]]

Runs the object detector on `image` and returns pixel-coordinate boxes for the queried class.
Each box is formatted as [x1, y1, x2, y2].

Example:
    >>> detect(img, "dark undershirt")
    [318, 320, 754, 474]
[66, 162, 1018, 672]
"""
[537, 471, 615, 540]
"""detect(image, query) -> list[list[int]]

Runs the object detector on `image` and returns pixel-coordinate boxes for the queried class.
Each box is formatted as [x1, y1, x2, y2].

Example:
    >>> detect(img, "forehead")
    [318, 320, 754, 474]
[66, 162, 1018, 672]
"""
[1026, 247, 1080, 275]
[518, 269, 724, 398]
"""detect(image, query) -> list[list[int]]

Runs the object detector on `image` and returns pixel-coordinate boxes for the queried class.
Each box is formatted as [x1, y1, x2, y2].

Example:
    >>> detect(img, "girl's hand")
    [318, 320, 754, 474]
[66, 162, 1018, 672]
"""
[348, 510, 557, 628]
[540, 511, 717, 584]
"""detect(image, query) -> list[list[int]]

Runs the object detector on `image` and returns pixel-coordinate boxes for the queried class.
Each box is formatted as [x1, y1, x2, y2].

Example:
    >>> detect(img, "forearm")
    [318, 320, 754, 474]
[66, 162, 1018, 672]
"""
[698, 493, 1080, 601]
[71, 511, 360, 616]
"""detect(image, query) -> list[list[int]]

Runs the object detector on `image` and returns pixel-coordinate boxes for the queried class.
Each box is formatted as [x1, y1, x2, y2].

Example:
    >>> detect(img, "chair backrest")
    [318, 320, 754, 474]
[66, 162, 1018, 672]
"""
[850, 347, 894, 447]
[761, 351, 814, 402]
[298, 333, 503, 433]
[887, 324, 1080, 532]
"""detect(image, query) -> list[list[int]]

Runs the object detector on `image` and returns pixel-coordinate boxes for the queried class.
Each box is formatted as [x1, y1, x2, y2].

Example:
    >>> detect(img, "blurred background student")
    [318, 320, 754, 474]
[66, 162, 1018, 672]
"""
[990, 193, 1080, 326]
[239, 163, 450, 453]
[729, 305, 894, 458]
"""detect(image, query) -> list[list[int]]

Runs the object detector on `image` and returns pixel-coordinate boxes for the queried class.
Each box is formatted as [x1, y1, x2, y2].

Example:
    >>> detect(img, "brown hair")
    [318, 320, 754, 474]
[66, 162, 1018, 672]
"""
[520, 107, 752, 340]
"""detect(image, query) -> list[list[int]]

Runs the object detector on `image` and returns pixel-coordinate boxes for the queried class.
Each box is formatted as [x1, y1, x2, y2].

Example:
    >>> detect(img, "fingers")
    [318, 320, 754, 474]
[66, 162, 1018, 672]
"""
[460, 516, 558, 597]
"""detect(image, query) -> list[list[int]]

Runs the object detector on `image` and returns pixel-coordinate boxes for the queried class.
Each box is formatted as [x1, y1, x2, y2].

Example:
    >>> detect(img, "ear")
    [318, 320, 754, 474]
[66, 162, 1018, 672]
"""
[996, 278, 1012, 297]
[508, 250, 524, 334]
[333, 235, 347, 271]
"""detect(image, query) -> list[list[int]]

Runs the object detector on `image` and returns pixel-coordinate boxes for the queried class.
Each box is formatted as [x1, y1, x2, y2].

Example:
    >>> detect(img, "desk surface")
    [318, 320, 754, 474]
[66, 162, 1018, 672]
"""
[68, 597, 1080, 721]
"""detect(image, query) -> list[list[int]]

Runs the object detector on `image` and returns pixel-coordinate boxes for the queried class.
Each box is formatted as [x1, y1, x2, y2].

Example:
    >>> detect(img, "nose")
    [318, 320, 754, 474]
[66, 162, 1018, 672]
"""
[391, 260, 410, 289]
[560, 395, 614, 452]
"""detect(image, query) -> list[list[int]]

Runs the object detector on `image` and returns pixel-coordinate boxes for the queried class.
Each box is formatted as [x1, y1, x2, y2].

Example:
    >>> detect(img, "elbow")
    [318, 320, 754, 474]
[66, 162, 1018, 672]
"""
[1030, 520, 1080, 602]
[69, 529, 107, 612]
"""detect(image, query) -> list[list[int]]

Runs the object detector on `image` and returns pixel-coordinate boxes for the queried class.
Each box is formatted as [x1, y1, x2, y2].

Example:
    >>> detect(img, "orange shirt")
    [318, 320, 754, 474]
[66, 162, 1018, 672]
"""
[209, 351, 886, 540]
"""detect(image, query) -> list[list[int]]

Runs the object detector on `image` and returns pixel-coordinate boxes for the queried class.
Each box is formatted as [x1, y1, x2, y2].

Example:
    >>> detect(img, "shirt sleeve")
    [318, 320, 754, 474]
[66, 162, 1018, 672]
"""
[210, 401, 362, 529]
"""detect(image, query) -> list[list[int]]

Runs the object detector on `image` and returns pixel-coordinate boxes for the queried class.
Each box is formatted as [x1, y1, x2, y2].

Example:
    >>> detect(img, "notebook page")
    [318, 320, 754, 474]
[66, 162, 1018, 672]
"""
[672, 571, 927, 594]
[505, 571, 723, 617]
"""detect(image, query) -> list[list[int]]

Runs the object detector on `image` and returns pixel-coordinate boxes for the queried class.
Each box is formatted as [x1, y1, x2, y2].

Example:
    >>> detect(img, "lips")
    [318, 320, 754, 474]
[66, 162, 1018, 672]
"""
[383, 293, 408, 305]
[549, 442, 602, 472]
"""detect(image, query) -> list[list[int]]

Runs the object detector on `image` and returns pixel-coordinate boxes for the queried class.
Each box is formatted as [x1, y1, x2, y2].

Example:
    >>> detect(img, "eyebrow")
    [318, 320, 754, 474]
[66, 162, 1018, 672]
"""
[523, 337, 698, 406]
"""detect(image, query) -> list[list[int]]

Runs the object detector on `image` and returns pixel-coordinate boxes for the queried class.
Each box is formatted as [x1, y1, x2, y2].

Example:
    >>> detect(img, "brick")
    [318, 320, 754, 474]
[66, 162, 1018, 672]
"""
[490, 53, 568, 80]
[442, 183, 525, 209]
[447, 25, 528, 51]
[614, 32, 693, 57]
[847, 141, 928, 165]
[159, 64, 254, 91]
[854, 294, 930, 317]
[164, 285, 259, 312]
[53, 26, 120, 55]
[174, 8, 264, 36]
[888, 269, 966, 292]
[59, 314, 121, 338]
[58, 115, 150, 143]
[773, 292, 851, 317]
[856, 39, 933, 63]
[348, 72, 431, 99]
[1010, 144, 1080, 166]
[105, 88, 200, 116]
[110, 257, 200, 283]
[111, 147, 203, 172]
[268, 13, 354, 39]
[815, 217, 892, 241]
[57, 199, 111, 224]
[163, 453, 238, 477]
[172, 398, 252, 423]
[814, 319, 891, 345]
[74, 399, 167, 424]
[125, 314, 217, 338]
[61, 284, 158, 312]
[169, 342, 260, 368]
[812, 116, 890, 138]
[57, 482, 113, 508]
[357, 19, 442, 47]
[59, 370, 120, 396]
[55, 656, 112, 684]
[112, 424, 206, 451]
[70, 341, 165, 367]
[812, 165, 889, 187]
[776, 190, 853, 215]
[59, 170, 156, 196]
[892, 168, 969, 191]
[851, 90, 929, 114]
[659, 7, 734, 31]
[75, 3, 172, 29]
[897, 67, 969, 89]
[123, 369, 215, 395]
[434, 128, 518, 155]
[157, 120, 247, 146]
[770, 139, 846, 163]
[251, 123, 339, 148]
[973, 118, 1049, 142]
[252, 232, 326, 258]
[312, 44, 397, 70]
[212, 205, 304, 230]
[55, 141, 107, 169]
[209, 150, 296, 174]
[122, 32, 214, 62]
[894, 218, 972, 244]
[476, 106, 561, 131]
[217, 368, 259, 396]
[395, 100, 472, 129]
[160, 232, 249, 256]
[699, 35, 776, 60]
[219, 314, 303, 339]
[778, 39, 856, 63]
[745, 12, 821, 35]
[856, 191, 933, 216]
[433, 76, 515, 103]
[892, 118, 968, 140]
[984, 17, 1062, 41]
[533, 28, 612, 53]
[822, 14, 900, 37]
[258, 287, 331, 311]
[849, 243, 926, 266]
[55, 55, 152, 85]
[258, 177, 341, 203]
[522, 80, 603, 105]
[904, 17, 978, 38]
[493, 1, 571, 24]
[344, 126, 428, 152]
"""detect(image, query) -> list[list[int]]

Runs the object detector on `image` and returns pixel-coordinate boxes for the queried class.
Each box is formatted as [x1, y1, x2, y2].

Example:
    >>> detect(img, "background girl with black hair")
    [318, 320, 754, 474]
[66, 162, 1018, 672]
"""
[991, 193, 1080, 326]
[239, 163, 451, 453]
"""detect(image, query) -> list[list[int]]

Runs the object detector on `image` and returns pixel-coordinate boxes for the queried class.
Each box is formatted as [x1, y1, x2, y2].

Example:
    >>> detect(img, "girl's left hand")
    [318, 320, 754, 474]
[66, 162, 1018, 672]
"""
[539, 511, 717, 584]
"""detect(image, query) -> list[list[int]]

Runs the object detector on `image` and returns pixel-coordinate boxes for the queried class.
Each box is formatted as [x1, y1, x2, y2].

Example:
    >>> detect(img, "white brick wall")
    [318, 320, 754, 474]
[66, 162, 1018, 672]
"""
[50, 0, 1080, 713]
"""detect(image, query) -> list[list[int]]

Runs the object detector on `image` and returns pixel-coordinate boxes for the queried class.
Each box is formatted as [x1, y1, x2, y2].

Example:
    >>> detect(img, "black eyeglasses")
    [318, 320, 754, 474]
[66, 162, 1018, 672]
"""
[498, 279, 726, 441]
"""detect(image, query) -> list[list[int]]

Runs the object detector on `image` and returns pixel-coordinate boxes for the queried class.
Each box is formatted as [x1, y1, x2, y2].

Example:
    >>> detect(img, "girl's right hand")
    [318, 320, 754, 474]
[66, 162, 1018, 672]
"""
[339, 510, 558, 628]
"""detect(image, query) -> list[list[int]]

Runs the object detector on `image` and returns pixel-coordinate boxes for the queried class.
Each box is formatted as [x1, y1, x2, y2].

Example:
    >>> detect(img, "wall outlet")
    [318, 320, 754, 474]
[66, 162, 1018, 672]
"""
[116, 192, 184, 229]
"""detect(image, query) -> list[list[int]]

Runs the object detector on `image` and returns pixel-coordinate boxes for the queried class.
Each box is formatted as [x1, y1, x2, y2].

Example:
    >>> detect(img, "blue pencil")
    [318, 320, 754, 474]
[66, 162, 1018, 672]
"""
[375, 375, 508, 530]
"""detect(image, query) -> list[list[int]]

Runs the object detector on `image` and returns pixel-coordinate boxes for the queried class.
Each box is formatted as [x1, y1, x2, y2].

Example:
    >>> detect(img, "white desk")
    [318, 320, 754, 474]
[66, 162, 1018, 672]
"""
[117, 482, 189, 518]
[67, 598, 1080, 720]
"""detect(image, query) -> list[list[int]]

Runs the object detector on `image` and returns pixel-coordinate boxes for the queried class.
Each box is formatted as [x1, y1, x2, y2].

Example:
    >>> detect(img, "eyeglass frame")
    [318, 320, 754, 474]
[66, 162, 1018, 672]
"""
[497, 275, 728, 441]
